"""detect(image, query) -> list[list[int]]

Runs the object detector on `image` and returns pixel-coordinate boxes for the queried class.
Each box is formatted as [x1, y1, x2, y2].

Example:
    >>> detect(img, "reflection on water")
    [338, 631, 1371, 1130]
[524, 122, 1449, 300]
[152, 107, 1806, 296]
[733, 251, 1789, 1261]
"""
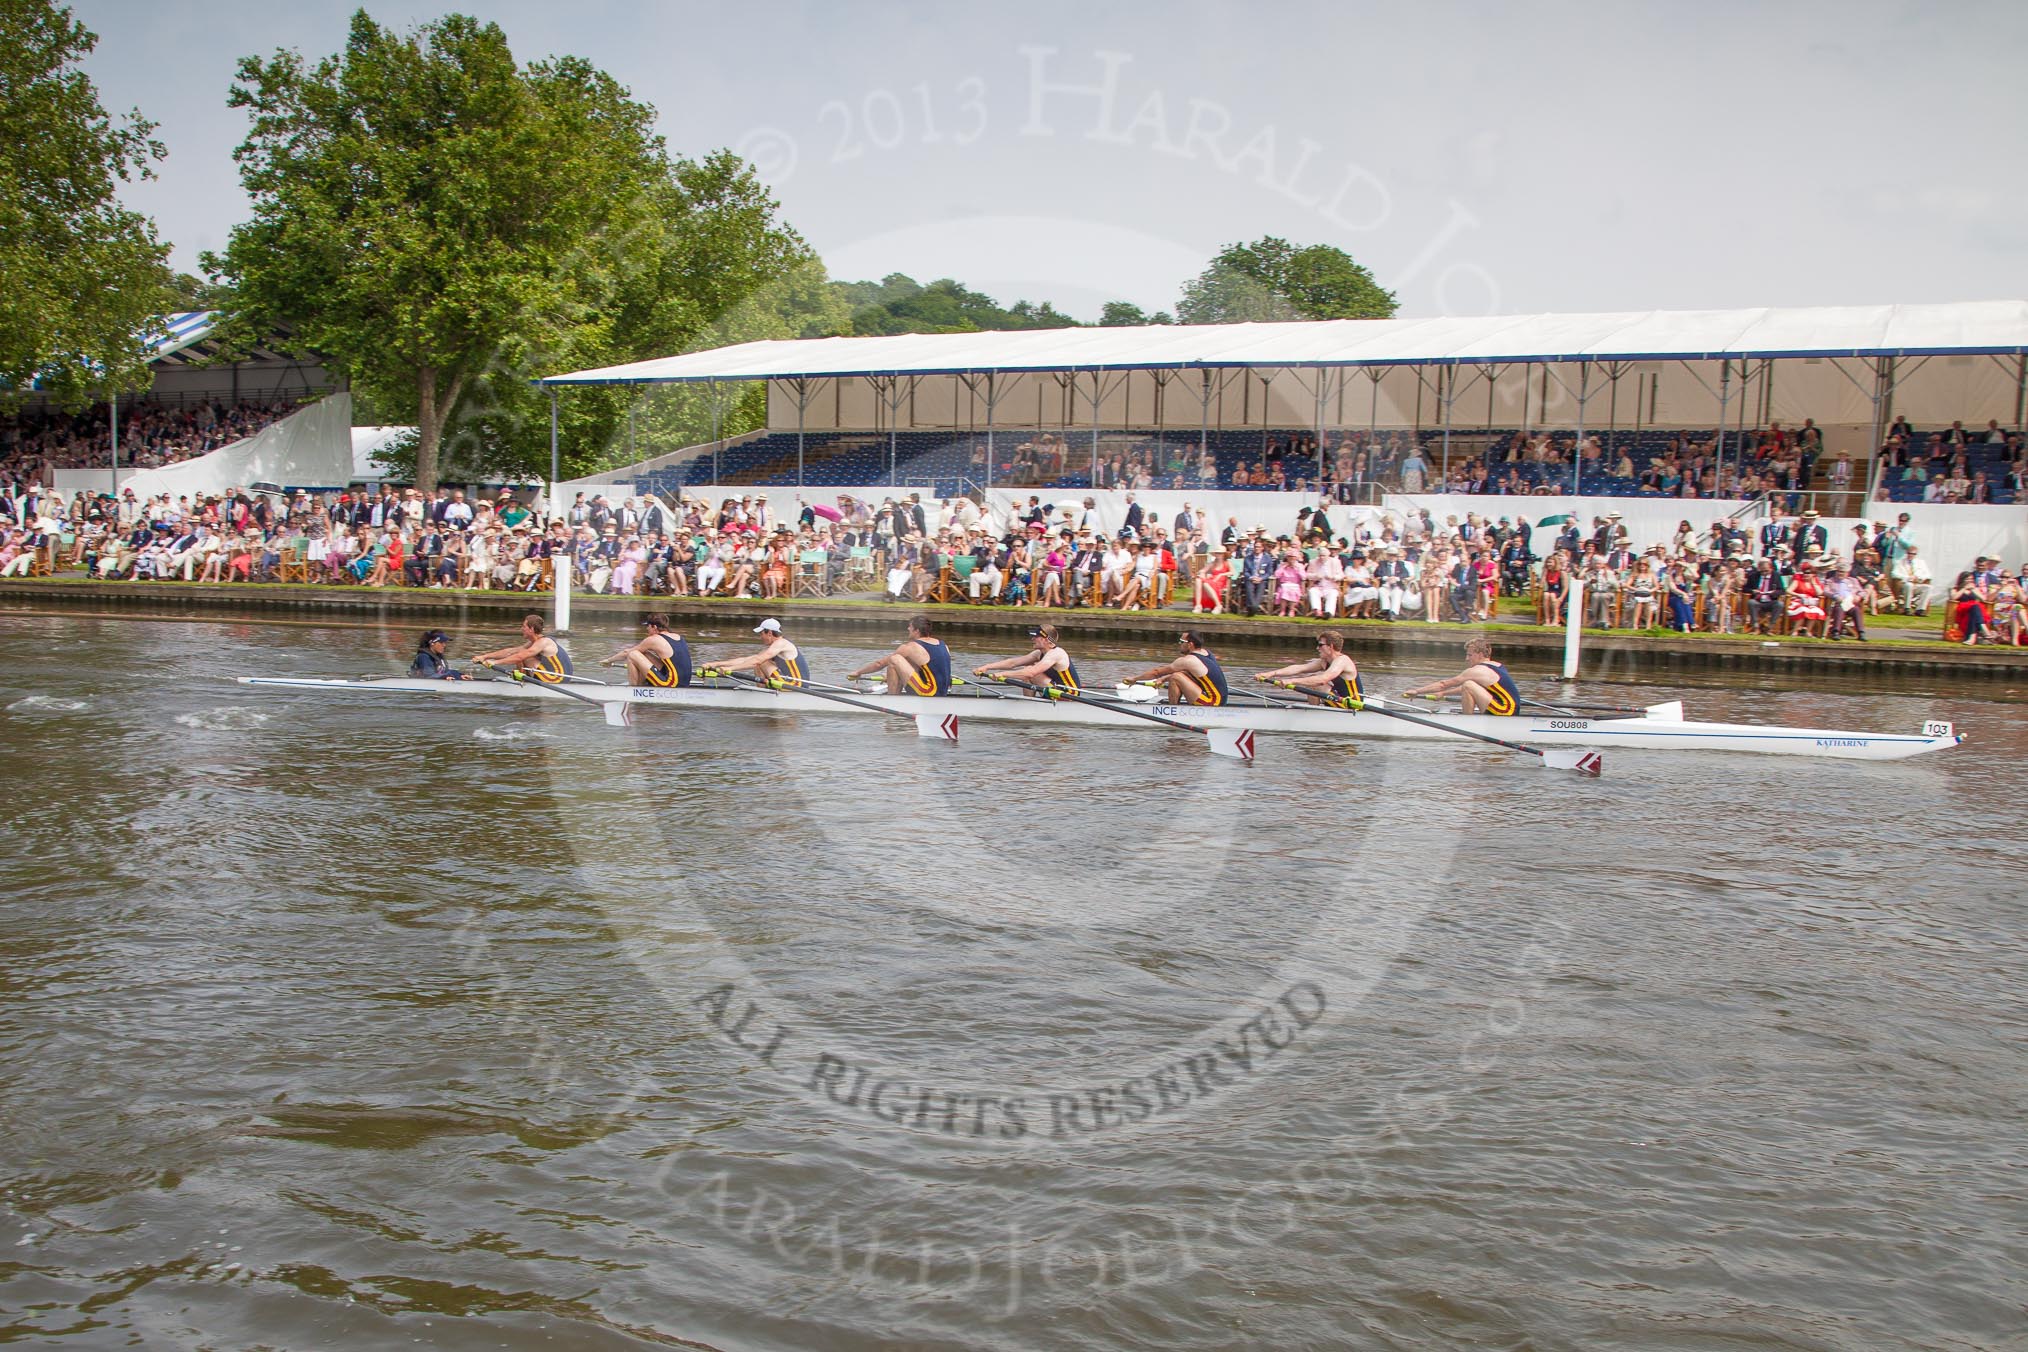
[1, 614, 2024, 1350]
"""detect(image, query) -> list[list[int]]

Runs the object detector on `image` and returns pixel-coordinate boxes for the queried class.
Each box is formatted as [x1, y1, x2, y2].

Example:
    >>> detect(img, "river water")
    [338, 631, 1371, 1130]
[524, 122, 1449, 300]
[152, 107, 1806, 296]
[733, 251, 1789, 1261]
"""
[2, 611, 2023, 1350]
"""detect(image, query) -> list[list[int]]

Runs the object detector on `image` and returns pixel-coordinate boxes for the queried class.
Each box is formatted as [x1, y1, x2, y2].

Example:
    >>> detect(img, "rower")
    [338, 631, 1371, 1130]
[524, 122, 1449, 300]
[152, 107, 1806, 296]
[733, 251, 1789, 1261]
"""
[604, 613, 692, 688]
[1403, 635, 1519, 715]
[1255, 631, 1361, 705]
[1130, 630, 1229, 707]
[471, 613, 574, 683]
[973, 623, 1081, 693]
[847, 614, 951, 695]
[408, 628, 468, 680]
[707, 617, 808, 687]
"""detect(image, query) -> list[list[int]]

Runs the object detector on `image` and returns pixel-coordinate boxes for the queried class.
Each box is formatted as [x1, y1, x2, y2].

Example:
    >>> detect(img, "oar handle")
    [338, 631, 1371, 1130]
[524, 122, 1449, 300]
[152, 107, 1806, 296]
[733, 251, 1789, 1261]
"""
[1000, 676, 1209, 735]
[504, 668, 609, 710]
[725, 669, 914, 722]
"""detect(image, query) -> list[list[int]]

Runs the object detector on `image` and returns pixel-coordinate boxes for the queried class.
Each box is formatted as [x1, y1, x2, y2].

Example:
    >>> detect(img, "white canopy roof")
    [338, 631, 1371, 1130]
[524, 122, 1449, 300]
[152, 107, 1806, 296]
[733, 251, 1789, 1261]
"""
[538, 301, 2028, 386]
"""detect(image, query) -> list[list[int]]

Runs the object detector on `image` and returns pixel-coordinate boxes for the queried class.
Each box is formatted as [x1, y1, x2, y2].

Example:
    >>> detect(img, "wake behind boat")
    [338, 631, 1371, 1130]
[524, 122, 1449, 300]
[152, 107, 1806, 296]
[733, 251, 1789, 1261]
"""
[233, 673, 1964, 762]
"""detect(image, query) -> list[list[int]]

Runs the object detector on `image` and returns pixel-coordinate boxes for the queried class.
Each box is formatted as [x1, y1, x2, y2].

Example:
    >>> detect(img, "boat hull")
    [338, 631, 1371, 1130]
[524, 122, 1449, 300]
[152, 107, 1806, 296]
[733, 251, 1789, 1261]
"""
[234, 677, 1963, 762]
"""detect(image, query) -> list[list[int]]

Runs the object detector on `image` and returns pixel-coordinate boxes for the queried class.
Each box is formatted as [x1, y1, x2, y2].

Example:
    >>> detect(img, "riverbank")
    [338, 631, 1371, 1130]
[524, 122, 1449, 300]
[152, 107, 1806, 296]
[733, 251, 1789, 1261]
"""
[5, 575, 2024, 680]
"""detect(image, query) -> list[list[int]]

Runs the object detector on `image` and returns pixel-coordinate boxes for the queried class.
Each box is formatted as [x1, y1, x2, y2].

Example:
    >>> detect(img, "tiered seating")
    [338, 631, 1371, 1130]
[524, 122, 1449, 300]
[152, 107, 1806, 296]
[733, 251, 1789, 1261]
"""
[622, 423, 2017, 503]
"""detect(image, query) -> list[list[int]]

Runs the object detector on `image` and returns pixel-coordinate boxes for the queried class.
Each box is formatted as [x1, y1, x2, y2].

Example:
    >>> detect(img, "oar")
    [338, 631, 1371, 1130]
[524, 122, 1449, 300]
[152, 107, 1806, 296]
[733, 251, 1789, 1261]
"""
[480, 662, 633, 727]
[993, 677, 1256, 761]
[1413, 691, 1682, 722]
[1271, 681, 1600, 776]
[721, 670, 957, 743]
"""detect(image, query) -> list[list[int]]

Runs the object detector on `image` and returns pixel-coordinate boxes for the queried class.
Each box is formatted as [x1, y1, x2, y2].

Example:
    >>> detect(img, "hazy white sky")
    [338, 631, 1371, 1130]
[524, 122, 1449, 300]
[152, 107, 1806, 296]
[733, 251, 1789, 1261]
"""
[75, 0, 2028, 322]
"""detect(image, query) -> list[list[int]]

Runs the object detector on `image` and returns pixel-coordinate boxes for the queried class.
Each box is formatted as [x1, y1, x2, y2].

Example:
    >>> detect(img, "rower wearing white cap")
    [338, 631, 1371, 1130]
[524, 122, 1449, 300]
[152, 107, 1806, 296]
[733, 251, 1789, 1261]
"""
[708, 617, 808, 687]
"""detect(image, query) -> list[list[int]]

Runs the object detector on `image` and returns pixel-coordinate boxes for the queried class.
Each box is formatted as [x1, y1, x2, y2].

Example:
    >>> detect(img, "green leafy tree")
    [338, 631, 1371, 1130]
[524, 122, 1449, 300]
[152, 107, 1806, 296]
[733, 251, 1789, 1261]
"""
[0, 0, 176, 406]
[1177, 263, 1301, 324]
[208, 10, 808, 491]
[1099, 300, 1172, 327]
[839, 274, 1083, 335]
[1177, 237, 1396, 324]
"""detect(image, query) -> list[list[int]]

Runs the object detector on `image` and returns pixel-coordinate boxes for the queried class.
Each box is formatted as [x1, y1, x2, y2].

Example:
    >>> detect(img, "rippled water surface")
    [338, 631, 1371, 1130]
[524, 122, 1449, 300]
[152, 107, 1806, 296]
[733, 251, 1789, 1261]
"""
[2, 612, 2024, 1350]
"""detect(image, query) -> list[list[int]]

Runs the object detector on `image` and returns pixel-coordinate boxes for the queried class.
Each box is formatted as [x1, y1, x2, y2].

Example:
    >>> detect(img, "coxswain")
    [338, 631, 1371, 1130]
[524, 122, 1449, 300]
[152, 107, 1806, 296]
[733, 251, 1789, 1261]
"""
[408, 628, 468, 680]
[470, 613, 574, 683]
[604, 613, 692, 688]
[1403, 635, 1519, 715]
[1130, 630, 1229, 706]
[973, 623, 1082, 693]
[706, 617, 807, 687]
[847, 614, 951, 695]
[1254, 631, 1361, 705]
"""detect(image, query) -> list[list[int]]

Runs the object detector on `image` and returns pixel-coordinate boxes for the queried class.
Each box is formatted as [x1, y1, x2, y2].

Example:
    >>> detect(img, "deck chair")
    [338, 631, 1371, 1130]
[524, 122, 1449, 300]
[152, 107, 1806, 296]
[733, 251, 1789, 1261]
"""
[839, 546, 878, 592]
[792, 548, 830, 597]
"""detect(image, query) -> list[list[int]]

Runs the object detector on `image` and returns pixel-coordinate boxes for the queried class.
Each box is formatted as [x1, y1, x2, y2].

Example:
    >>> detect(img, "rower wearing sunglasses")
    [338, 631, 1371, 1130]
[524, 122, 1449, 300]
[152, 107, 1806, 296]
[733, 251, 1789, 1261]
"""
[1128, 630, 1229, 707]
[1255, 631, 1362, 704]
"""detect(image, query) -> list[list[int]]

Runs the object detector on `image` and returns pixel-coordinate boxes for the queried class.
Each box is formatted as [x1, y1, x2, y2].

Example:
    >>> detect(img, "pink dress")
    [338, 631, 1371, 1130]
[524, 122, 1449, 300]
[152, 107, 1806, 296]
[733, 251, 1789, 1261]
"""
[1274, 563, 1303, 603]
[611, 543, 646, 594]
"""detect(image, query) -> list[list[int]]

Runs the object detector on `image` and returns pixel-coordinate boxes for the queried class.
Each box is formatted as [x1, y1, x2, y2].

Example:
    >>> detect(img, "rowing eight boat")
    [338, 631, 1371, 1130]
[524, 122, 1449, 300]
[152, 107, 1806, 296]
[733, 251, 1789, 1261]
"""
[233, 676, 1964, 761]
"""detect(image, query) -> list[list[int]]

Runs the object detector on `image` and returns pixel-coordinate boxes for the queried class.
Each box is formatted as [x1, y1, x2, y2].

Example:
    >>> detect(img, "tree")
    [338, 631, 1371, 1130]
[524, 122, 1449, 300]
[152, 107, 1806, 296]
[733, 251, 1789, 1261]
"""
[1099, 300, 1172, 327]
[838, 274, 1084, 335]
[1176, 263, 1302, 325]
[207, 10, 809, 491]
[1176, 236, 1396, 324]
[0, 0, 176, 406]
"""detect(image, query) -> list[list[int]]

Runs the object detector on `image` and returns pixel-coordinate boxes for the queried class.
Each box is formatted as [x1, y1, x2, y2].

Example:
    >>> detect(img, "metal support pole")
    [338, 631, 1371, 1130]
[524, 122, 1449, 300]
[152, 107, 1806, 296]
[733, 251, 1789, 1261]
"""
[2017, 354, 2027, 441]
[1573, 360, 1590, 495]
[1715, 360, 1731, 491]
[548, 387, 559, 486]
[1441, 367, 1454, 487]
[108, 393, 119, 497]
[1089, 371, 1101, 486]
[1249, 372, 1265, 458]
[1864, 357, 1892, 506]
[710, 382, 723, 486]
[796, 379, 806, 487]
[1199, 370, 1211, 461]
[1314, 367, 1327, 485]
[1735, 360, 1752, 492]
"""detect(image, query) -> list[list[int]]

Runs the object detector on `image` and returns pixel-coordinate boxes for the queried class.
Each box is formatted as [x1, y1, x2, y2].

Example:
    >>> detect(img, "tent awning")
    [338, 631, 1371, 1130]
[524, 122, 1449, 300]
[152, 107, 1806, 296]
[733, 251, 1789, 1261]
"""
[536, 301, 2028, 387]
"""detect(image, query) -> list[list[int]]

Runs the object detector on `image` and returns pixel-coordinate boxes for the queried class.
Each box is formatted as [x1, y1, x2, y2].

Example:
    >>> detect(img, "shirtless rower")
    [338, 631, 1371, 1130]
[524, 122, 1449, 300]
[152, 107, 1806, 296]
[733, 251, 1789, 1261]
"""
[705, 617, 809, 687]
[603, 613, 692, 688]
[846, 614, 952, 695]
[1129, 630, 1229, 706]
[1255, 631, 1361, 704]
[471, 613, 574, 683]
[1402, 635, 1520, 715]
[973, 622, 1082, 692]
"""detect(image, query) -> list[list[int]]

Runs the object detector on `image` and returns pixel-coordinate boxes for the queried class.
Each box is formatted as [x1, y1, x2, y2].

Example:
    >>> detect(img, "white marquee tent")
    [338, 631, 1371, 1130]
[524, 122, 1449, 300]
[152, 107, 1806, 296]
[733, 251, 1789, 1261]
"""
[541, 302, 2027, 450]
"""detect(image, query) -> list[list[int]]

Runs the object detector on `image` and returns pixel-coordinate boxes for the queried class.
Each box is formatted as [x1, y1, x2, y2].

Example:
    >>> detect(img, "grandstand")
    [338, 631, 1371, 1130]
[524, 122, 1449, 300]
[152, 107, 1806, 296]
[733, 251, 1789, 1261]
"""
[1, 312, 336, 489]
[544, 303, 2028, 510]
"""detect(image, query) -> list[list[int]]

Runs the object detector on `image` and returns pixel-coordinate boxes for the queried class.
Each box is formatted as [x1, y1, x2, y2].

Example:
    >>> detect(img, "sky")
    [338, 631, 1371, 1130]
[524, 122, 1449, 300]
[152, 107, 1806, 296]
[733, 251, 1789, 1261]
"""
[74, 0, 2028, 323]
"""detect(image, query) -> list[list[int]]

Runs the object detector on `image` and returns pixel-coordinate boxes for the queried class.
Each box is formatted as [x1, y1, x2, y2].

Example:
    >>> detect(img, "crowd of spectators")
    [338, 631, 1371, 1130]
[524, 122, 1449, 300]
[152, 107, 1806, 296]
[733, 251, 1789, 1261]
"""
[0, 398, 305, 487]
[2, 478, 2022, 646]
[1872, 416, 2024, 504]
[975, 417, 2025, 505]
